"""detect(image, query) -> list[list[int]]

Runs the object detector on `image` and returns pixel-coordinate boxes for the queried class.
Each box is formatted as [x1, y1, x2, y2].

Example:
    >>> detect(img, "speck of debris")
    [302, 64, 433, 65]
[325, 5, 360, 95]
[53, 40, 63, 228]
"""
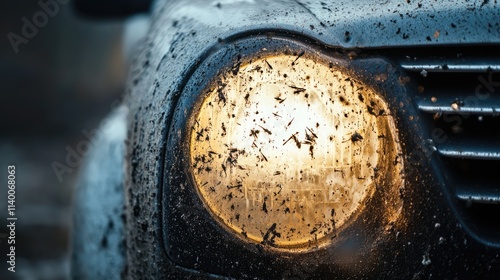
[101, 235, 108, 248]
[351, 132, 363, 142]
[422, 253, 432, 266]
[344, 31, 351, 42]
[432, 112, 442, 121]
[291, 50, 305, 65]
[398, 76, 410, 85]
[261, 223, 281, 245]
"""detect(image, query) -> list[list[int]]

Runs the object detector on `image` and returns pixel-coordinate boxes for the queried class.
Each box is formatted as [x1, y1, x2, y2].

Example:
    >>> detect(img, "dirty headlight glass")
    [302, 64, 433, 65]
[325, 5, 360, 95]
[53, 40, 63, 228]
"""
[189, 54, 401, 249]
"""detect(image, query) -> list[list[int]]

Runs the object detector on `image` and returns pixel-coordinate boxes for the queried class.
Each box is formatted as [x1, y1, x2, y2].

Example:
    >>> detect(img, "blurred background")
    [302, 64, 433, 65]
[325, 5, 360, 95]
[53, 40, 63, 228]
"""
[0, 1, 150, 279]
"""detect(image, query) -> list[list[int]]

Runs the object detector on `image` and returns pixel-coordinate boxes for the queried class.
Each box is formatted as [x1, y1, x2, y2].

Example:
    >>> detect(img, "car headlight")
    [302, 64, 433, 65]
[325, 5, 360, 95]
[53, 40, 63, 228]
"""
[189, 52, 403, 249]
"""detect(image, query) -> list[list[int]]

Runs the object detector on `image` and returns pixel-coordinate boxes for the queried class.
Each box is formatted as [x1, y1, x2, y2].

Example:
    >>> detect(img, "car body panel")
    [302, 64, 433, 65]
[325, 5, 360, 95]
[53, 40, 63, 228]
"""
[72, 0, 500, 279]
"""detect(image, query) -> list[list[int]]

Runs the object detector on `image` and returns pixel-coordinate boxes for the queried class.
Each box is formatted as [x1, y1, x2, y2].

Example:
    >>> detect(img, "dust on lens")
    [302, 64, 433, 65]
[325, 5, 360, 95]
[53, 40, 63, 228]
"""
[189, 53, 402, 249]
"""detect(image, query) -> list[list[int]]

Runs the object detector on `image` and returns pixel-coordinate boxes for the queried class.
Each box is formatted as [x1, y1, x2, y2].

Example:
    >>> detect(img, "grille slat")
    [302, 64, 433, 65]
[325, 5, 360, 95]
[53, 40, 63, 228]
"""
[437, 141, 500, 160]
[415, 94, 500, 115]
[456, 184, 500, 204]
[401, 59, 500, 73]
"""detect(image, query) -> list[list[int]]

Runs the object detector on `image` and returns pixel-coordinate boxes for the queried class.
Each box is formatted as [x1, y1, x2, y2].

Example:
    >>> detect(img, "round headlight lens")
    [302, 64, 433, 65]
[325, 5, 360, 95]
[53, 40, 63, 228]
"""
[189, 54, 398, 248]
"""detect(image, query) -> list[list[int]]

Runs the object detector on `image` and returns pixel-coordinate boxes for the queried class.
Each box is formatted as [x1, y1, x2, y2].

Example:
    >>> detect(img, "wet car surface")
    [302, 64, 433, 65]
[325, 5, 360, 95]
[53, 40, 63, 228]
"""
[72, 0, 500, 279]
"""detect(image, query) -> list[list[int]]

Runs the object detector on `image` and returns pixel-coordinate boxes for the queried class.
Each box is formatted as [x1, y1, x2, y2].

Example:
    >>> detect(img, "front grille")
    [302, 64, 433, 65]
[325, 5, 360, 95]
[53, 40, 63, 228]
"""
[399, 46, 500, 244]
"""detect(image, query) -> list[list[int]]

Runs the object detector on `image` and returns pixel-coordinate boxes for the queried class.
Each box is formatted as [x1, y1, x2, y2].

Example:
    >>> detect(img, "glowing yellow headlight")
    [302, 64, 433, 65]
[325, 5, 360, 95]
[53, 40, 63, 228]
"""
[189, 54, 401, 248]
